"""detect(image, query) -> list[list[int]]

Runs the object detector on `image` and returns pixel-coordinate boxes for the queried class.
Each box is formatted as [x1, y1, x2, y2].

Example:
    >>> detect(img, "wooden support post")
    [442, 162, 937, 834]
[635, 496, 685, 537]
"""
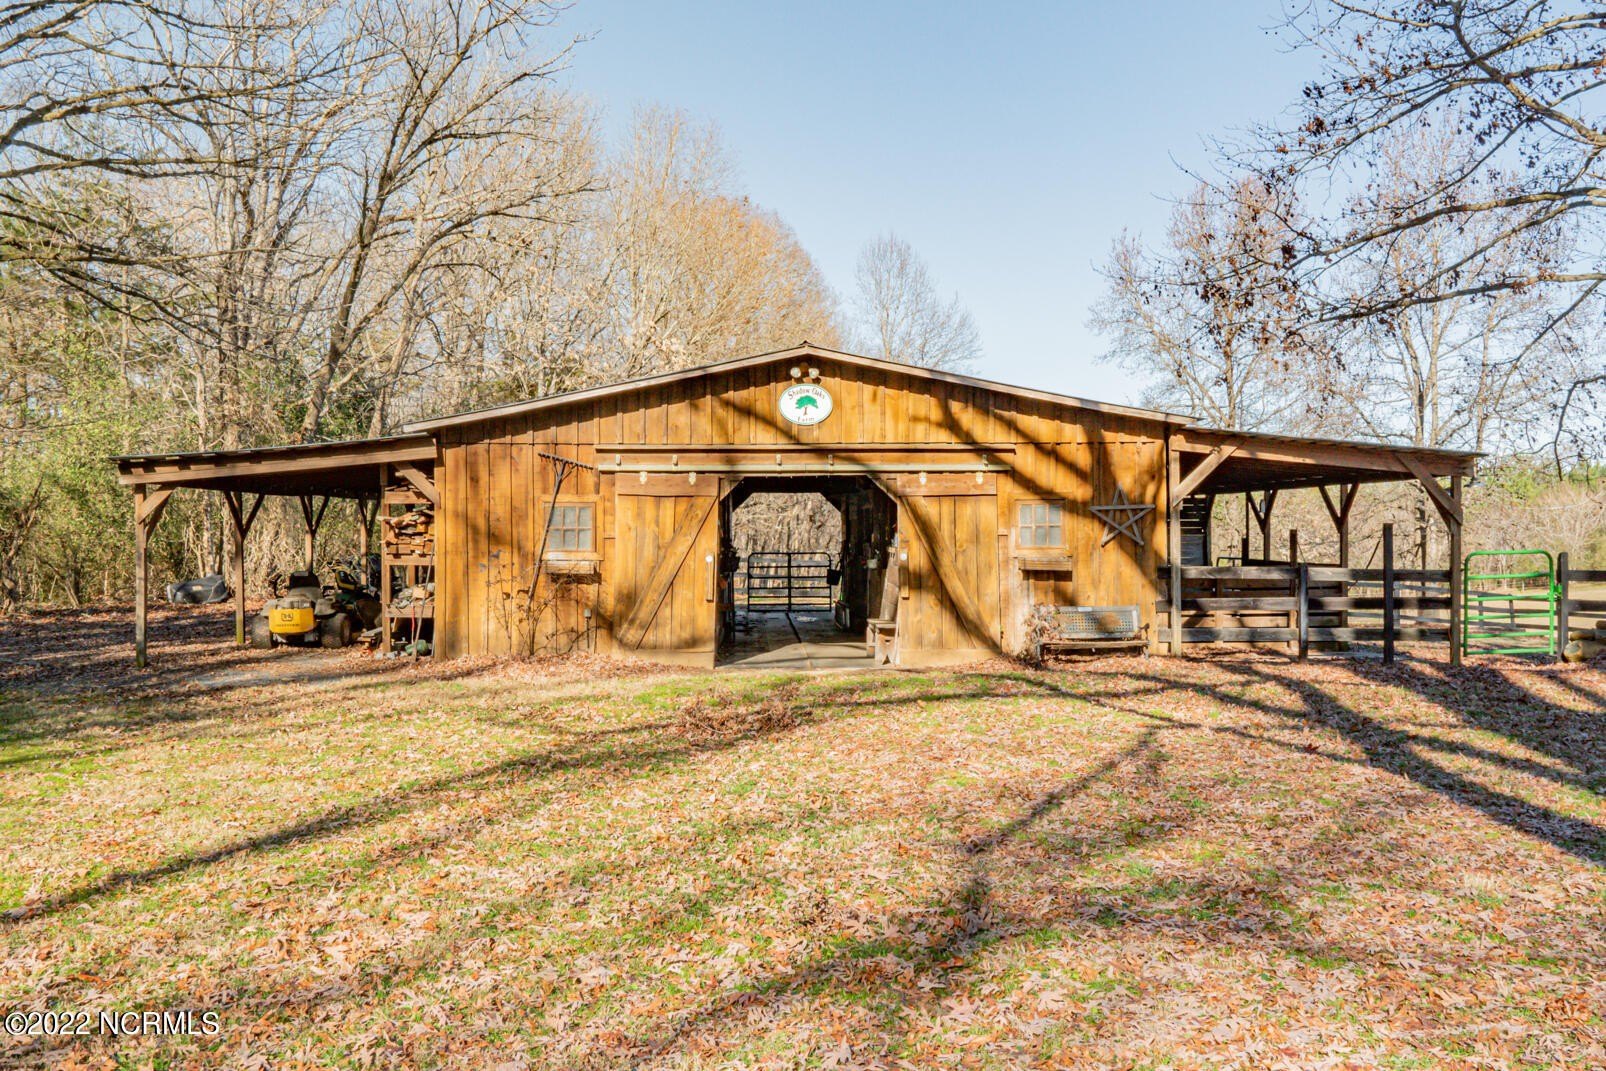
[134, 488, 150, 669]
[1319, 484, 1359, 635]
[1241, 495, 1250, 563]
[1247, 489, 1277, 561]
[1404, 459, 1467, 668]
[1557, 551, 1570, 661]
[1168, 434, 1183, 655]
[356, 497, 375, 560]
[1447, 474, 1463, 668]
[298, 494, 330, 570]
[1287, 529, 1301, 653]
[1382, 523, 1396, 665]
[380, 465, 392, 651]
[229, 513, 245, 645]
[1297, 563, 1310, 662]
[221, 491, 264, 646]
[132, 485, 173, 668]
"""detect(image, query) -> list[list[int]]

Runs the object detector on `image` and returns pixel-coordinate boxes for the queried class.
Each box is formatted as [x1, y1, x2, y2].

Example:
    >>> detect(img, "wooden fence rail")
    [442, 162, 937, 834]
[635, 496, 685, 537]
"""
[1162, 538, 1598, 662]
[1557, 554, 1606, 658]
[1158, 524, 1451, 662]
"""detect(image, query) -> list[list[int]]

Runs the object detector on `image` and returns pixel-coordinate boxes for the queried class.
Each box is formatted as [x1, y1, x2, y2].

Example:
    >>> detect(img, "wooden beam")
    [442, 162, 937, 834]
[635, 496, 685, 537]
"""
[1177, 431, 1474, 477]
[615, 495, 717, 649]
[117, 438, 436, 486]
[1173, 438, 1242, 501]
[1395, 452, 1463, 526]
[136, 486, 173, 528]
[393, 461, 439, 506]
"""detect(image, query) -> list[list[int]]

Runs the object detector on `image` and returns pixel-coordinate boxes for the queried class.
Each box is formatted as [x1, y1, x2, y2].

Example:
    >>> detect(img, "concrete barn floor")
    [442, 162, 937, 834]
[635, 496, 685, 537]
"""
[718, 610, 880, 672]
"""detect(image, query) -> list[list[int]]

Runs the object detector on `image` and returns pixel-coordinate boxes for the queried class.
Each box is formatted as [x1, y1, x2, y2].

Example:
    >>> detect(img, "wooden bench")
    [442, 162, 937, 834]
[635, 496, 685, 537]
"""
[1033, 605, 1148, 660]
[866, 617, 897, 664]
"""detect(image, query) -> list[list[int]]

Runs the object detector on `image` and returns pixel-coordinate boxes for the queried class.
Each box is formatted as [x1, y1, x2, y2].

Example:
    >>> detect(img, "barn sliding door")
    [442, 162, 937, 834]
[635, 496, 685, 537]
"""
[894, 474, 1002, 664]
[611, 488, 719, 663]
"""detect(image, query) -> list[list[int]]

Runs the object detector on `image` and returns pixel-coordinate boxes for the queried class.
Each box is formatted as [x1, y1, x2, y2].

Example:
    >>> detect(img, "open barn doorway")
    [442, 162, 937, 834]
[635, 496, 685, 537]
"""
[718, 475, 898, 669]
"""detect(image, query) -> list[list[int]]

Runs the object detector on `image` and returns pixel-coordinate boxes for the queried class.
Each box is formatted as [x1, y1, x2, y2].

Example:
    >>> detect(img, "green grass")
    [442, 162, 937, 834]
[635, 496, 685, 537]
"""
[0, 648, 1601, 1068]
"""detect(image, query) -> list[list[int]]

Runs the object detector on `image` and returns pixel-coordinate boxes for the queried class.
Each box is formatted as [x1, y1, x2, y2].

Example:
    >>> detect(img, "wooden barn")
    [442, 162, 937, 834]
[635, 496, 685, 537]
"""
[116, 344, 1478, 668]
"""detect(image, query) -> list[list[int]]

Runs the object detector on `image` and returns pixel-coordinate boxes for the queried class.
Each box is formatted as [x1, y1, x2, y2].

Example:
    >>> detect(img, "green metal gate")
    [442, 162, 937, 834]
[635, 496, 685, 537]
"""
[1461, 550, 1559, 657]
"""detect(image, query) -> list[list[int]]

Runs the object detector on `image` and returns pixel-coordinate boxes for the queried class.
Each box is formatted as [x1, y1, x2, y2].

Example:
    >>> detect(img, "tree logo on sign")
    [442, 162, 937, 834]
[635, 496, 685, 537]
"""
[778, 383, 833, 426]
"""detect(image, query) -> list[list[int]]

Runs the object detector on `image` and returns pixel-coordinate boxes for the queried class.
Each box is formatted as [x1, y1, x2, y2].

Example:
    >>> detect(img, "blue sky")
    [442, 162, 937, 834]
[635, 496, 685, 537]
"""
[555, 1, 1317, 405]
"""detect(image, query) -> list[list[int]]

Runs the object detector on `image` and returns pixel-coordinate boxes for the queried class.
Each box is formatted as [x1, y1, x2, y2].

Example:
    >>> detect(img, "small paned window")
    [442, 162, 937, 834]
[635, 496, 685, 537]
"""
[546, 504, 594, 552]
[1017, 501, 1064, 548]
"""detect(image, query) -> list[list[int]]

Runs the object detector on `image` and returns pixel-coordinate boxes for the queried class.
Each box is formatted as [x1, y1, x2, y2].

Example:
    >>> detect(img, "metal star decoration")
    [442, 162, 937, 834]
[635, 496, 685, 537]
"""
[1091, 486, 1154, 547]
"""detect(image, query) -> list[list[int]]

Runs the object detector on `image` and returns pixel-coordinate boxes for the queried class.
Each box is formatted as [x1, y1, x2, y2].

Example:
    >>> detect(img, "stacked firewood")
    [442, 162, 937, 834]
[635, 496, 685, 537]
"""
[383, 507, 434, 556]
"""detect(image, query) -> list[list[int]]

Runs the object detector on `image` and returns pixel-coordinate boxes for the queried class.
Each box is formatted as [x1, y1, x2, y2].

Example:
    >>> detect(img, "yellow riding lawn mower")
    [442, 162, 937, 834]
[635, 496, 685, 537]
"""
[250, 563, 380, 650]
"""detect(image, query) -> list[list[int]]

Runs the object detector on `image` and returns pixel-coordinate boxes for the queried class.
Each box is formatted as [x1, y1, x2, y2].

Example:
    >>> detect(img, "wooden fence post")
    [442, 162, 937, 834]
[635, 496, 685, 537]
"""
[1297, 563, 1309, 662]
[1382, 523, 1396, 665]
[1557, 550, 1570, 661]
[1167, 434, 1183, 654]
[1447, 474, 1463, 668]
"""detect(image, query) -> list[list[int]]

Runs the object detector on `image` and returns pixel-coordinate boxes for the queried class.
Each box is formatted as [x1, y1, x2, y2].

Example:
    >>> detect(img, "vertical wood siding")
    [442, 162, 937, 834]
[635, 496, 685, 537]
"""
[435, 357, 1171, 661]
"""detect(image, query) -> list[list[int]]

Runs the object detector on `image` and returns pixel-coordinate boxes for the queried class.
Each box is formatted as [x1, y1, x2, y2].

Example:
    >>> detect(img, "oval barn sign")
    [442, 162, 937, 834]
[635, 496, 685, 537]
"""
[778, 382, 833, 426]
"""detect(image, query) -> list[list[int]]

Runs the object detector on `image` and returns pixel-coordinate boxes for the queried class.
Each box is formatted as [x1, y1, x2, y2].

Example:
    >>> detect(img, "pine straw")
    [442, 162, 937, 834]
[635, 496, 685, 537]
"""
[0, 633, 1601, 1069]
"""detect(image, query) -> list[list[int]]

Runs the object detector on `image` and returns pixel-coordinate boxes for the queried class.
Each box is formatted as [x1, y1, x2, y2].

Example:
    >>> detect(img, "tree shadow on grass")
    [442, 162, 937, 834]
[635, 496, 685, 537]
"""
[616, 729, 1167, 1066]
[604, 709, 1499, 1068]
[0, 687, 863, 925]
[1056, 657, 1605, 866]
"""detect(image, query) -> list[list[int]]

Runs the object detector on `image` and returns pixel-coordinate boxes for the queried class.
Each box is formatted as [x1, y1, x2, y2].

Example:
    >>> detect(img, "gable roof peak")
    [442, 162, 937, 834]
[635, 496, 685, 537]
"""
[401, 344, 1193, 433]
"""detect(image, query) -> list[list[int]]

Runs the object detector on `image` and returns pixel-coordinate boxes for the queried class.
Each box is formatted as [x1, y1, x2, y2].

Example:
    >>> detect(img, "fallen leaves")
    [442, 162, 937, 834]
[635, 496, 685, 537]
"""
[0, 631, 1601, 1069]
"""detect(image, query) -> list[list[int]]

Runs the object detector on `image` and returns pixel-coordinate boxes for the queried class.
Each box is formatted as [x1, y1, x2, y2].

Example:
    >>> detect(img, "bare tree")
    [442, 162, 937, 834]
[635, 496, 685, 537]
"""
[851, 233, 980, 371]
[1244, 0, 1606, 456]
[0, 0, 298, 185]
[1257, 0, 1605, 311]
[1323, 126, 1578, 454]
[594, 109, 840, 382]
[1090, 177, 1314, 429]
[295, 0, 592, 440]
